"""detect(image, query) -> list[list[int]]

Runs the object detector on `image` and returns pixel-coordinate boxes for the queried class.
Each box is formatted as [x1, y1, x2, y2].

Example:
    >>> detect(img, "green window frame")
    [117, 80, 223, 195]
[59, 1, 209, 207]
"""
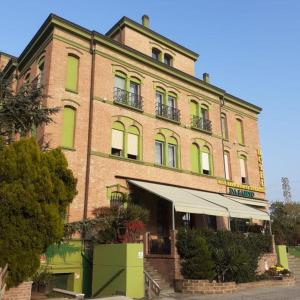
[237, 119, 245, 145]
[190, 100, 199, 117]
[221, 113, 228, 139]
[239, 155, 248, 184]
[201, 146, 212, 175]
[111, 121, 141, 160]
[65, 54, 79, 92]
[111, 121, 125, 157]
[155, 133, 165, 165]
[191, 143, 200, 173]
[167, 136, 178, 168]
[224, 151, 231, 180]
[61, 106, 76, 148]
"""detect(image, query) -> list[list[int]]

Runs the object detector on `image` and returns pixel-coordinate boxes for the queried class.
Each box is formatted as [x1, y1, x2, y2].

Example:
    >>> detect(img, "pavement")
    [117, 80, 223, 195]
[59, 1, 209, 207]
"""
[159, 284, 300, 300]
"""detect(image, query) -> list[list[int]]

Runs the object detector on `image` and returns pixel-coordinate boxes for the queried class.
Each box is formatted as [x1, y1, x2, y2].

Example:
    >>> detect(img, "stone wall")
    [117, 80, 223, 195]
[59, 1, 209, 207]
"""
[175, 277, 295, 295]
[3, 281, 32, 300]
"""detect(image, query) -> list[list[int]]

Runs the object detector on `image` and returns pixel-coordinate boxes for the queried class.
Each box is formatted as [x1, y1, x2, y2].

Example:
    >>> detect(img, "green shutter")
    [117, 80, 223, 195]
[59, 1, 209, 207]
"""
[62, 107, 76, 148]
[191, 144, 200, 173]
[66, 55, 79, 91]
[237, 120, 244, 144]
[190, 101, 198, 116]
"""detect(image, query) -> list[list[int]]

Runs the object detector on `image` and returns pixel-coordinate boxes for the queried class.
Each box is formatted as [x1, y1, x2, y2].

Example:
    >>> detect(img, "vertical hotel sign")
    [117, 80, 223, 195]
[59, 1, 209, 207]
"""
[257, 149, 265, 187]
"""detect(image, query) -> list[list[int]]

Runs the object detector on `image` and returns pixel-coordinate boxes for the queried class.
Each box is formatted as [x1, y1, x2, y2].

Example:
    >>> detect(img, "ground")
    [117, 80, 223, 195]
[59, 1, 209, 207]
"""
[160, 284, 300, 300]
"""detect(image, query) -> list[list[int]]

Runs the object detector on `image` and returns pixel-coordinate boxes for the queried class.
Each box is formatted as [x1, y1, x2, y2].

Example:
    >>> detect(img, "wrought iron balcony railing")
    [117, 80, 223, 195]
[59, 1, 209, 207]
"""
[191, 115, 212, 133]
[156, 103, 180, 122]
[113, 87, 143, 110]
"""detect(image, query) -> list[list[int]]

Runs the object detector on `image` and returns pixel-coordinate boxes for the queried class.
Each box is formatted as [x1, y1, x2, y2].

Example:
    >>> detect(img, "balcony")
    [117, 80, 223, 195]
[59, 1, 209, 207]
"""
[113, 87, 143, 111]
[156, 103, 180, 123]
[191, 115, 212, 133]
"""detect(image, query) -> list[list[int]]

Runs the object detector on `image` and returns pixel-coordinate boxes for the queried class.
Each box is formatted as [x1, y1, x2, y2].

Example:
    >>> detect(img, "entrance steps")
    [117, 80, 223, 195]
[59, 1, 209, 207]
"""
[144, 259, 174, 297]
[288, 254, 300, 282]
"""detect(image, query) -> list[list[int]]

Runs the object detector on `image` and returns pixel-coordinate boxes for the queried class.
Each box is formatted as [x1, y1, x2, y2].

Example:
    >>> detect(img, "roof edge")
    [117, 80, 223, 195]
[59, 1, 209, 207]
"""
[105, 16, 199, 61]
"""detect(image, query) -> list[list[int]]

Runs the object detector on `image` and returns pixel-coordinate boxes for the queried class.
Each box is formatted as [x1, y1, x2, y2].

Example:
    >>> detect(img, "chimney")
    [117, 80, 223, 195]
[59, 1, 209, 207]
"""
[142, 15, 150, 28]
[203, 73, 210, 83]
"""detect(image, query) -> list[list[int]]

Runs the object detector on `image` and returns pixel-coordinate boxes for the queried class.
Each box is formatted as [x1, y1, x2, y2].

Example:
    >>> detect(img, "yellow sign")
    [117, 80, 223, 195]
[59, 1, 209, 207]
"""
[217, 179, 265, 193]
[257, 149, 265, 187]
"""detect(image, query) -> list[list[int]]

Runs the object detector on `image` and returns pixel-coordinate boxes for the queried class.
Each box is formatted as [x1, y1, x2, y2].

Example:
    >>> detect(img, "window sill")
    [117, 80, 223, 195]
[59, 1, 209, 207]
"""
[153, 163, 182, 172]
[60, 146, 76, 151]
[113, 101, 143, 113]
[191, 126, 212, 135]
[109, 154, 142, 163]
[156, 115, 180, 124]
[238, 143, 246, 147]
[65, 88, 78, 94]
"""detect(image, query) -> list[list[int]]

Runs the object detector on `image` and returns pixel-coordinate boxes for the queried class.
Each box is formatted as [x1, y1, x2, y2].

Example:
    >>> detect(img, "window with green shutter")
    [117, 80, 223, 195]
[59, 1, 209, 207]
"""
[191, 143, 200, 173]
[237, 119, 244, 145]
[61, 106, 76, 148]
[65, 55, 79, 92]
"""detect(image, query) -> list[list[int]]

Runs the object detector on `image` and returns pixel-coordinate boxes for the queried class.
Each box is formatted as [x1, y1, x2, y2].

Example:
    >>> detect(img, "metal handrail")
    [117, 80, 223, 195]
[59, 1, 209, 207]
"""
[0, 264, 8, 300]
[144, 270, 160, 299]
[113, 87, 143, 110]
[156, 103, 180, 122]
[191, 115, 212, 133]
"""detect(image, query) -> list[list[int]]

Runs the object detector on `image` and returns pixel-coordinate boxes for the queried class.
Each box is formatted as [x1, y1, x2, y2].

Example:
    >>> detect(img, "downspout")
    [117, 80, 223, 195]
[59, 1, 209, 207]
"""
[219, 95, 231, 230]
[83, 32, 96, 222]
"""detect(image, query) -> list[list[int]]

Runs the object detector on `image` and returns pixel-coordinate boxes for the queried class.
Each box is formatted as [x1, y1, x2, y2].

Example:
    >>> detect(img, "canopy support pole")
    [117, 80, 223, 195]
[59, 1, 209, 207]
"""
[172, 203, 175, 230]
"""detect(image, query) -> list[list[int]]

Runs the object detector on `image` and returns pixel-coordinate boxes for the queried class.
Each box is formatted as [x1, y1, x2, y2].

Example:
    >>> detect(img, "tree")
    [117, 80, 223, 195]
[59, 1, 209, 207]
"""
[0, 138, 77, 287]
[0, 76, 58, 142]
[176, 228, 216, 280]
[270, 201, 300, 245]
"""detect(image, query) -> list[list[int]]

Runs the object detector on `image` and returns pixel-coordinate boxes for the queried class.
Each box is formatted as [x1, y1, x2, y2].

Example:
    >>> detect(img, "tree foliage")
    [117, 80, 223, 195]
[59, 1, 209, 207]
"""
[0, 76, 59, 141]
[176, 228, 216, 281]
[176, 228, 272, 283]
[270, 201, 300, 245]
[0, 138, 77, 287]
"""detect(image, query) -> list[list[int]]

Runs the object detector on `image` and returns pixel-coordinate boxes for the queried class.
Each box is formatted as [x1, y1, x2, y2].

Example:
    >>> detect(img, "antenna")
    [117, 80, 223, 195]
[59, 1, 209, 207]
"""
[281, 177, 292, 203]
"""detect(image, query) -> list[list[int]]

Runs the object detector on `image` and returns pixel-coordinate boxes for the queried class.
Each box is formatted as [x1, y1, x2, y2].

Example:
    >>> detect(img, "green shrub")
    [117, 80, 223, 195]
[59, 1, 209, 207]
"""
[177, 228, 273, 283]
[176, 228, 215, 280]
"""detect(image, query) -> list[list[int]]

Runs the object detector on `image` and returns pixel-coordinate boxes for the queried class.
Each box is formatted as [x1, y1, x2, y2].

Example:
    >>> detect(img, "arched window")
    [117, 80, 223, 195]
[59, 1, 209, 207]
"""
[152, 48, 161, 61]
[191, 143, 200, 173]
[129, 77, 141, 108]
[111, 121, 125, 156]
[24, 73, 31, 85]
[155, 87, 166, 116]
[221, 113, 228, 139]
[190, 100, 199, 117]
[236, 119, 245, 145]
[201, 146, 211, 175]
[37, 56, 45, 87]
[127, 126, 140, 160]
[224, 151, 231, 180]
[65, 54, 79, 92]
[164, 53, 173, 66]
[61, 106, 76, 148]
[200, 104, 209, 120]
[110, 191, 125, 207]
[167, 136, 178, 168]
[239, 155, 248, 184]
[155, 133, 165, 165]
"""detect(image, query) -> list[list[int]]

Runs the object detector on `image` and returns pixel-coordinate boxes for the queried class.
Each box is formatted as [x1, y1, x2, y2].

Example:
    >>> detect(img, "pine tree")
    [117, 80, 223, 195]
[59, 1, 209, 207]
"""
[0, 138, 77, 287]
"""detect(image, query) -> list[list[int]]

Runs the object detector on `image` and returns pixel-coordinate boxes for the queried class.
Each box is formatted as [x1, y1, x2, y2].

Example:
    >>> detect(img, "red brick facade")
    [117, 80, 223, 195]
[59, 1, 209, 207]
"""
[1, 14, 268, 230]
[3, 281, 32, 300]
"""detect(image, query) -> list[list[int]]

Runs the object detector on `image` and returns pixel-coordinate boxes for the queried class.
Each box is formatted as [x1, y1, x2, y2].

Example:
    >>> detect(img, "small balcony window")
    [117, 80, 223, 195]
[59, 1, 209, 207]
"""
[164, 54, 173, 66]
[152, 48, 161, 61]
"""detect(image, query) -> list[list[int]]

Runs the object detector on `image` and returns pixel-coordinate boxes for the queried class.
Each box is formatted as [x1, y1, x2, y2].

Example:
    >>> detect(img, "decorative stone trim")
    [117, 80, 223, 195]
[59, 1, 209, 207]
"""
[3, 281, 33, 300]
[175, 277, 295, 295]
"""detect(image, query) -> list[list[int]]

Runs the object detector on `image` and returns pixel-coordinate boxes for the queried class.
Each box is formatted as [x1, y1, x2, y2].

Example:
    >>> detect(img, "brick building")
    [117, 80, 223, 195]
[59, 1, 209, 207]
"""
[1, 14, 270, 291]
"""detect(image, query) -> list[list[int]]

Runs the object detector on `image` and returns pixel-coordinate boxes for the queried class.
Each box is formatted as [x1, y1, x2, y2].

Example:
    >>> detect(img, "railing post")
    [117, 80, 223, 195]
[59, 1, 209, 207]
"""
[144, 232, 150, 256]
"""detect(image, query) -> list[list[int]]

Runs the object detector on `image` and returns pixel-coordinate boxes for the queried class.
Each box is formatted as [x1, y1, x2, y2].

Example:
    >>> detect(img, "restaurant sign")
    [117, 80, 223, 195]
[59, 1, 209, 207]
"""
[229, 188, 254, 198]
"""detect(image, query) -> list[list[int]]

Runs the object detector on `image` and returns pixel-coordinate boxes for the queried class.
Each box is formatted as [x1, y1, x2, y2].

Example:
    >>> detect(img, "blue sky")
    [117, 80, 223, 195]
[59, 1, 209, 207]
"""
[1, 0, 299, 202]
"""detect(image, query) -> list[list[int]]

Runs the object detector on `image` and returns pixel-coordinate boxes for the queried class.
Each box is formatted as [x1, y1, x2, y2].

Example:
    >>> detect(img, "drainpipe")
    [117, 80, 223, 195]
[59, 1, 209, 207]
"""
[83, 32, 96, 223]
[172, 202, 175, 230]
[219, 94, 231, 230]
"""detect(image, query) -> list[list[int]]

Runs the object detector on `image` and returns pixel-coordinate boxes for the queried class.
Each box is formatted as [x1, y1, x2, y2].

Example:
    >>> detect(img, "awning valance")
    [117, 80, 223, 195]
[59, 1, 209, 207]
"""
[128, 180, 270, 221]
[224, 195, 269, 208]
